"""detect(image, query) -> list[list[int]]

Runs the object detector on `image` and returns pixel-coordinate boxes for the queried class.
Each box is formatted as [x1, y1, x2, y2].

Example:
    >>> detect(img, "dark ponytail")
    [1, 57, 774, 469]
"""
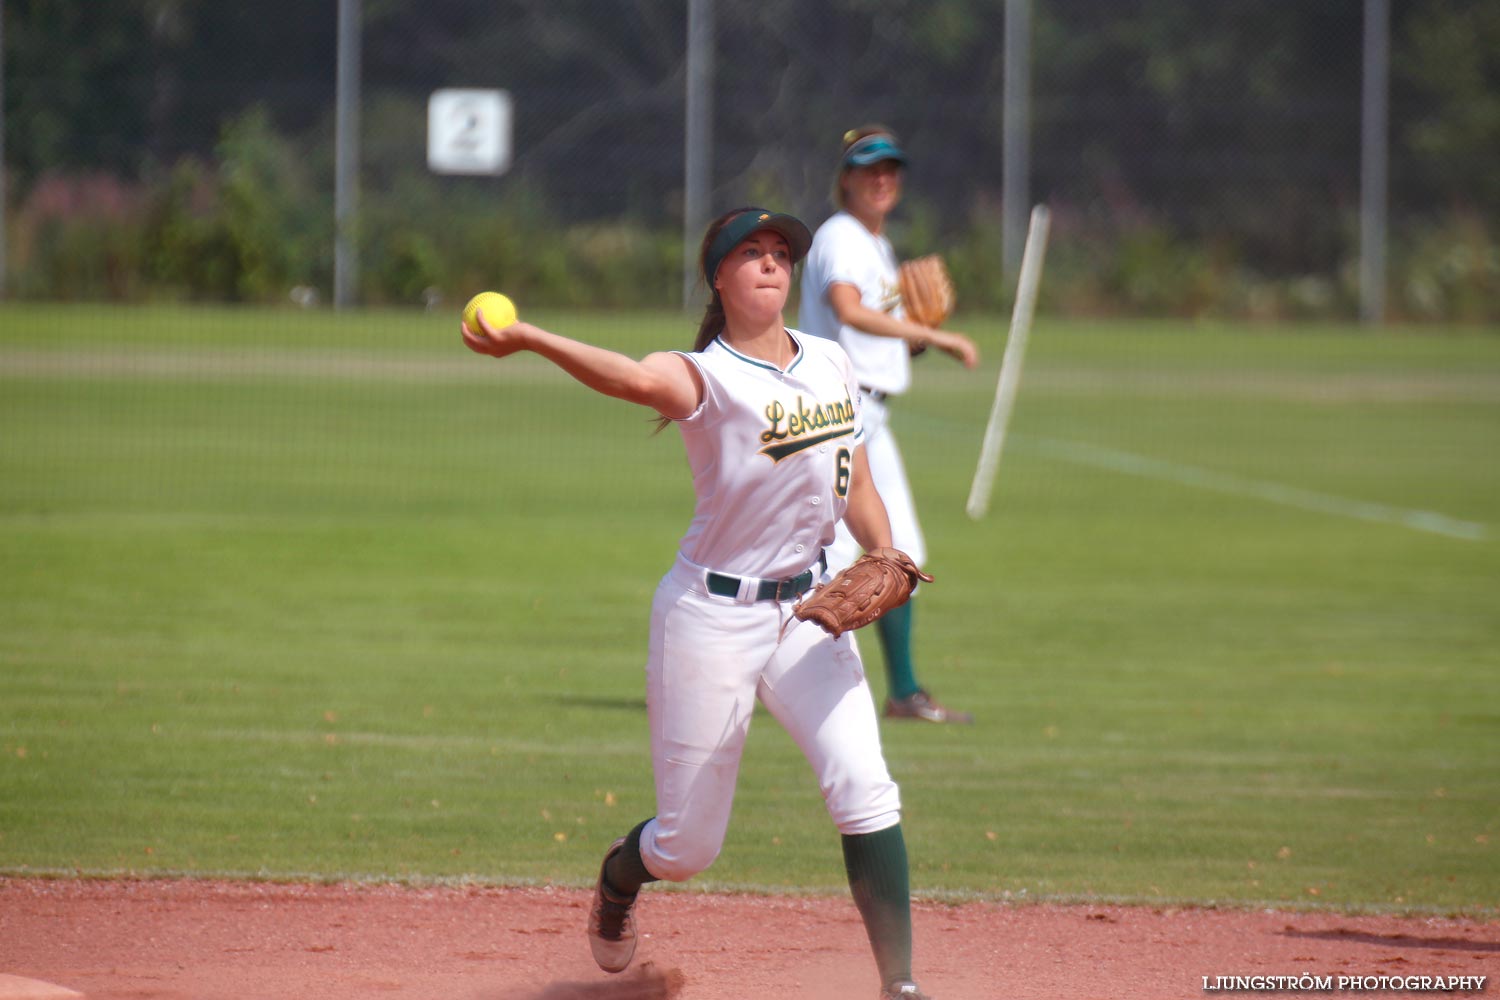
[690, 295, 726, 354]
[654, 207, 755, 431]
[690, 206, 764, 352]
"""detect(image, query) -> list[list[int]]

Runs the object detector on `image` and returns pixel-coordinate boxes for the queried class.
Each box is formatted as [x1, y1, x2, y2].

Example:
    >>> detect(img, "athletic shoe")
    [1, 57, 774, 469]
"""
[880, 982, 932, 999]
[587, 837, 638, 973]
[883, 690, 973, 724]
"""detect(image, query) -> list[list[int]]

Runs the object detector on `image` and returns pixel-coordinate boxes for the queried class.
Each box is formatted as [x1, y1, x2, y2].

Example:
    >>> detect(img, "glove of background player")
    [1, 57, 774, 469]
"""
[794, 548, 934, 639]
[898, 255, 956, 329]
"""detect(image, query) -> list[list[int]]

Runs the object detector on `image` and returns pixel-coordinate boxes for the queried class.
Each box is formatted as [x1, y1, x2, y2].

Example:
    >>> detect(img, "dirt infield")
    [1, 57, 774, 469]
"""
[0, 879, 1493, 1000]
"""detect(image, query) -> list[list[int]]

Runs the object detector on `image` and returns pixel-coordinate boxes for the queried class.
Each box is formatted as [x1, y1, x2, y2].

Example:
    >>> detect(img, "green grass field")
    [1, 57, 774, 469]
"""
[2, 303, 1496, 916]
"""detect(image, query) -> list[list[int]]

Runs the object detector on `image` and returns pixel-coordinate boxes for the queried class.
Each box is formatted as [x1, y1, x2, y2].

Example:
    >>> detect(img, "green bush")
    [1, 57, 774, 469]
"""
[215, 109, 329, 301]
[1395, 211, 1499, 323]
[140, 158, 239, 301]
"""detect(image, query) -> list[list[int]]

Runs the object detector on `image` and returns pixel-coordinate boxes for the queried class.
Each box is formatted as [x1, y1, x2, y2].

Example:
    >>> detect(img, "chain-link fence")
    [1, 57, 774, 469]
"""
[3, 0, 1496, 320]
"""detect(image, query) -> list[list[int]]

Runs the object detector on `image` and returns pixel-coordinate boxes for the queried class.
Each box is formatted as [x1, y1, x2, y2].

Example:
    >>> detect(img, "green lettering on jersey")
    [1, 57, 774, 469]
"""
[758, 393, 856, 461]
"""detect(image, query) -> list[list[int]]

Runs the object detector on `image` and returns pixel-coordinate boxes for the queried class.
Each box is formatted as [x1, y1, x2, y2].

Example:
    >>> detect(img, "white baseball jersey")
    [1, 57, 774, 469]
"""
[799, 212, 928, 570]
[636, 327, 902, 884]
[798, 210, 911, 397]
[673, 330, 865, 580]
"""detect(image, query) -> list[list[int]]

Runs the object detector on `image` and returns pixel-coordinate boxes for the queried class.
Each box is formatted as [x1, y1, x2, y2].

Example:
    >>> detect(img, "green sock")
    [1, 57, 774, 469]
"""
[842, 823, 913, 989]
[603, 818, 660, 896]
[876, 599, 921, 700]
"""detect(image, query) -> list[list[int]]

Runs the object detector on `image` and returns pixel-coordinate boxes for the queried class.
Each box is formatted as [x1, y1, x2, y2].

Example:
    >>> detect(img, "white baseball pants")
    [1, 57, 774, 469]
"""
[637, 555, 903, 883]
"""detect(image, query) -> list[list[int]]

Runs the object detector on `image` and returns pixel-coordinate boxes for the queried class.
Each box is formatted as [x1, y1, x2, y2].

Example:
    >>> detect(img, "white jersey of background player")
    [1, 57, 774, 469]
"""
[462, 206, 936, 1000]
[800, 126, 980, 726]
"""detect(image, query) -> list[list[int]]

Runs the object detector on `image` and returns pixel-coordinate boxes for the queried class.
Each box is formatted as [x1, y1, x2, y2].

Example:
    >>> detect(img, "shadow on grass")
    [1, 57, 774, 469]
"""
[550, 695, 648, 712]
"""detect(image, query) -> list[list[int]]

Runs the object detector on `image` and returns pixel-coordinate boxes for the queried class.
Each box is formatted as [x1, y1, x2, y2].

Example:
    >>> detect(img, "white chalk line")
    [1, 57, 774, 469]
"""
[1021, 435, 1487, 542]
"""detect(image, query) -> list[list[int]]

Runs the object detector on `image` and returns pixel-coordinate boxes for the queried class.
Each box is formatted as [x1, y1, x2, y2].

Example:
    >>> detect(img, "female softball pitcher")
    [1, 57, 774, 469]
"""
[461, 207, 933, 1000]
[799, 125, 979, 725]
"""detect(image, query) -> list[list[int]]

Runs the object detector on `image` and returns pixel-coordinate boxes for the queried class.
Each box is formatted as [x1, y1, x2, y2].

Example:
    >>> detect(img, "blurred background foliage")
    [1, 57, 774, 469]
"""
[2, 0, 1496, 319]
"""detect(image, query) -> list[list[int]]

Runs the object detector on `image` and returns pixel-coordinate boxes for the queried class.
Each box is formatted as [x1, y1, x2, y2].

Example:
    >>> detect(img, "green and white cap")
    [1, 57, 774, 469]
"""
[704, 208, 814, 284]
[842, 133, 908, 168]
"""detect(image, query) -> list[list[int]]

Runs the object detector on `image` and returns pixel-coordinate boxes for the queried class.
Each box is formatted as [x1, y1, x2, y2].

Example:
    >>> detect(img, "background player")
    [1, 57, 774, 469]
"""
[462, 207, 934, 1000]
[799, 125, 980, 725]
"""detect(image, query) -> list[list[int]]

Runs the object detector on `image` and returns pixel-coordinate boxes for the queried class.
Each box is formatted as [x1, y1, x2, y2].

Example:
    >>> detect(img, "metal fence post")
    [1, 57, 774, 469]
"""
[0, 0, 7, 300]
[1360, 0, 1389, 326]
[1003, 0, 1033, 282]
[683, 0, 714, 310]
[335, 0, 362, 310]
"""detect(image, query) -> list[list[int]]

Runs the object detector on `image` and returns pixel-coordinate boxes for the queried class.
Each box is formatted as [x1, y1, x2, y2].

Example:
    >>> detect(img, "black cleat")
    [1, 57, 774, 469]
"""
[587, 837, 639, 973]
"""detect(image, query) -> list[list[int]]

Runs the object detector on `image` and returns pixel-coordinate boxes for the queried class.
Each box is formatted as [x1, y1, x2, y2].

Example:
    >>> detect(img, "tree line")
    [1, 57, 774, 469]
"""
[4, 0, 1496, 319]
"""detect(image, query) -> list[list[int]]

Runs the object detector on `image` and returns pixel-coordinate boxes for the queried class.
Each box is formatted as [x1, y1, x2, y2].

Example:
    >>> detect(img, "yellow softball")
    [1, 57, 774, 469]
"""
[462, 291, 517, 332]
